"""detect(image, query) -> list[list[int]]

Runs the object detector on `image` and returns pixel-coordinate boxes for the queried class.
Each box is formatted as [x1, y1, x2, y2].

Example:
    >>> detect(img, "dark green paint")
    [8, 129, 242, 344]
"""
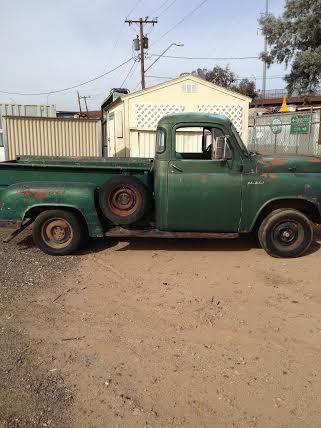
[1, 113, 321, 237]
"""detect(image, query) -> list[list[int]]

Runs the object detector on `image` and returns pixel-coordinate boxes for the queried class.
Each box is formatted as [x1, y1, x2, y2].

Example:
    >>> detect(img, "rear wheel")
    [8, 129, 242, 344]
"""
[32, 210, 84, 255]
[258, 209, 313, 258]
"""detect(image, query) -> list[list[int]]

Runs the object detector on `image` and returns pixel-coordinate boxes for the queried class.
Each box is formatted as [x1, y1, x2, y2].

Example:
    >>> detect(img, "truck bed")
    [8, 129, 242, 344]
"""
[0, 155, 153, 188]
[4, 155, 153, 170]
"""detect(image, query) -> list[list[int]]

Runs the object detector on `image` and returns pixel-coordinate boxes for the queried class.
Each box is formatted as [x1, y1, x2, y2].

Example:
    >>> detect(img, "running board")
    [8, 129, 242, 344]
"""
[101, 227, 239, 240]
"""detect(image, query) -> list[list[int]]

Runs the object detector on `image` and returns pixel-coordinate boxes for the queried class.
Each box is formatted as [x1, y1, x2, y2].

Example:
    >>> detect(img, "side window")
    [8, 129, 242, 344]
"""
[156, 128, 166, 154]
[0, 130, 3, 148]
[175, 126, 231, 160]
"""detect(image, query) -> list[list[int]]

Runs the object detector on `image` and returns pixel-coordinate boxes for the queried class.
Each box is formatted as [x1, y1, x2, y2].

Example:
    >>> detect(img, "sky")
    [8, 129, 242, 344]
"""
[0, 0, 286, 111]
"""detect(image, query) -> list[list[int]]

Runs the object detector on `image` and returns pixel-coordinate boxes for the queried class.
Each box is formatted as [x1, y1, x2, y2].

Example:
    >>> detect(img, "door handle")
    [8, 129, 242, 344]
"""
[171, 164, 183, 173]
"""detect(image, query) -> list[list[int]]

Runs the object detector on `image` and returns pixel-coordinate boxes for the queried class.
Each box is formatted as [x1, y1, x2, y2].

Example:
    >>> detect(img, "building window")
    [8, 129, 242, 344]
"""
[182, 84, 197, 94]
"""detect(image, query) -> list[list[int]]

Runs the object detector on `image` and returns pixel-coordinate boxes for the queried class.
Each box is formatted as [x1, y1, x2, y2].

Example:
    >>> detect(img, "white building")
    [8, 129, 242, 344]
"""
[102, 75, 251, 157]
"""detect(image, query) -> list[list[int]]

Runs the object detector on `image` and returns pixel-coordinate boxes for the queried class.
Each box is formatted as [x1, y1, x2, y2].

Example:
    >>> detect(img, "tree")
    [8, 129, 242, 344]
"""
[232, 79, 258, 99]
[259, 0, 321, 95]
[192, 66, 237, 88]
[192, 66, 258, 98]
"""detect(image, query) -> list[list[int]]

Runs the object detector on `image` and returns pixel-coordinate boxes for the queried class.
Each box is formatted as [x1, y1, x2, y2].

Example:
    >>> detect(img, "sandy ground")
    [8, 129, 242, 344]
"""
[1, 228, 321, 427]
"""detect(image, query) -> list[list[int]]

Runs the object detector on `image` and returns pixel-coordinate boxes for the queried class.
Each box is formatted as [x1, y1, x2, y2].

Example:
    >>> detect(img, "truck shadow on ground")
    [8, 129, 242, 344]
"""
[16, 230, 321, 257]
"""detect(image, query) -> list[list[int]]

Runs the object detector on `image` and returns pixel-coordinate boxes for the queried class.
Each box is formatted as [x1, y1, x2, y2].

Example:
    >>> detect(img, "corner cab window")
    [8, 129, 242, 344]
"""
[175, 126, 232, 160]
[156, 128, 166, 154]
[0, 131, 3, 148]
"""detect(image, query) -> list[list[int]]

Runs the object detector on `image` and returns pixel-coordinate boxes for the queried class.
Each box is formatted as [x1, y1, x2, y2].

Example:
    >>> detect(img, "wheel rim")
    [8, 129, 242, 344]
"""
[108, 185, 142, 217]
[272, 221, 304, 250]
[41, 218, 73, 249]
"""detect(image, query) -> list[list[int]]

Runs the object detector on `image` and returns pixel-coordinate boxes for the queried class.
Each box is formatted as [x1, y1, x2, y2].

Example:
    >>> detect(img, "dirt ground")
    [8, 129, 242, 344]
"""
[1, 228, 321, 428]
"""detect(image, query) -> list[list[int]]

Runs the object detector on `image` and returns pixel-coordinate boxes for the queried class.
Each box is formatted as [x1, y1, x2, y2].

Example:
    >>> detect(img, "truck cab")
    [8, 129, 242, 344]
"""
[154, 113, 245, 233]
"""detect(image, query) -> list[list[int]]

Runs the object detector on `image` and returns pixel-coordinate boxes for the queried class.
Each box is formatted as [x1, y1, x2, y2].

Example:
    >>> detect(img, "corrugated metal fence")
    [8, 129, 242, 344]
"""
[248, 111, 321, 155]
[3, 116, 102, 160]
[0, 104, 56, 162]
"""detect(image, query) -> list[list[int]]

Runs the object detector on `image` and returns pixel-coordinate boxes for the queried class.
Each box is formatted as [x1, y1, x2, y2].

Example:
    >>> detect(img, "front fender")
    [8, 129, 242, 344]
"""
[245, 196, 321, 232]
[0, 182, 103, 236]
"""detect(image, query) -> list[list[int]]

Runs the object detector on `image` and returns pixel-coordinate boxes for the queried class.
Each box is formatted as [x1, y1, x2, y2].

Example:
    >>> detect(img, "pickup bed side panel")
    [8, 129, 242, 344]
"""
[0, 182, 103, 236]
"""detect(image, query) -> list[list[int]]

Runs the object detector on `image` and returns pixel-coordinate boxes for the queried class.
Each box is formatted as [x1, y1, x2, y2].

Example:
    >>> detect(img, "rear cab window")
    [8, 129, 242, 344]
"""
[156, 128, 166, 154]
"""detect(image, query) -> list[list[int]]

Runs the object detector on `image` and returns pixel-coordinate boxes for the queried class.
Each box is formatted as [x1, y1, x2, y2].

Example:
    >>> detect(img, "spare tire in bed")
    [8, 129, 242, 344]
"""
[99, 175, 149, 225]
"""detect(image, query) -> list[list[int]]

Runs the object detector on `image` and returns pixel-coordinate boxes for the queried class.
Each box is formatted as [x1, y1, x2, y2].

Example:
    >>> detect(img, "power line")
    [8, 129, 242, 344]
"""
[120, 59, 138, 87]
[0, 57, 133, 96]
[150, 54, 259, 60]
[147, 74, 285, 81]
[153, 0, 173, 16]
[152, 0, 208, 46]
[113, 0, 144, 50]
[146, 75, 175, 79]
[157, 0, 178, 17]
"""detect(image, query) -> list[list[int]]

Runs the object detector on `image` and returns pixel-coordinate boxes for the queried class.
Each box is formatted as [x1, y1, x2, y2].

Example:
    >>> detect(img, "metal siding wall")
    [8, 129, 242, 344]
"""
[5, 117, 101, 160]
[0, 103, 56, 128]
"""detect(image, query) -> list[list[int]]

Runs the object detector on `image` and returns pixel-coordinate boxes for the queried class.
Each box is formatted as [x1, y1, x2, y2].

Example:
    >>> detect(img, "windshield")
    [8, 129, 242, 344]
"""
[230, 124, 250, 157]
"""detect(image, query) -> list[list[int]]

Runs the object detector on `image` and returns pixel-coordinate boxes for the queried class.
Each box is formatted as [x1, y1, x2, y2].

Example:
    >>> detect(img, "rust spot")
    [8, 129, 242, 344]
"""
[257, 157, 284, 167]
[18, 189, 64, 201]
[304, 184, 311, 190]
[261, 173, 277, 179]
[307, 158, 321, 163]
[257, 160, 269, 166]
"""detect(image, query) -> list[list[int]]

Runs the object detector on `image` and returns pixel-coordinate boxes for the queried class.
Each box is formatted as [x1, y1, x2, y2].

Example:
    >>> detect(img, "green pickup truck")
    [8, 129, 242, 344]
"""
[0, 112, 320, 258]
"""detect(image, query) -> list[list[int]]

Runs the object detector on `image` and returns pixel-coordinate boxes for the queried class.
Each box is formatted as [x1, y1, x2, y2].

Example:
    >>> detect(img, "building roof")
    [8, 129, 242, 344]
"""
[56, 110, 102, 119]
[103, 74, 252, 110]
[158, 112, 232, 128]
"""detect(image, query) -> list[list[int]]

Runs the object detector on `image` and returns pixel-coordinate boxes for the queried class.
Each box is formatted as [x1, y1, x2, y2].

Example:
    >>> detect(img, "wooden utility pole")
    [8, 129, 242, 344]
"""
[77, 93, 91, 113]
[77, 91, 82, 113]
[262, 0, 269, 97]
[125, 17, 158, 90]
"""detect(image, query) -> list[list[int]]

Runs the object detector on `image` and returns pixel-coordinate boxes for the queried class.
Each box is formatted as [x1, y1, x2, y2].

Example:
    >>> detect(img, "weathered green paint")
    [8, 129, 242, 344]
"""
[0, 157, 153, 236]
[0, 182, 101, 235]
[0, 112, 321, 238]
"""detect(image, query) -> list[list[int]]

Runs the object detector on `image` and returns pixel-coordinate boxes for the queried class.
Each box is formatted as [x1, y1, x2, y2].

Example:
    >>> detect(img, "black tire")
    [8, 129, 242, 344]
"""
[99, 175, 149, 225]
[258, 209, 313, 258]
[32, 210, 84, 256]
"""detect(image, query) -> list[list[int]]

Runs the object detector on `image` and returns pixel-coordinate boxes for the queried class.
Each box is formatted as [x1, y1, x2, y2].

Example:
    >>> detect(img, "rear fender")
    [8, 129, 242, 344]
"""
[0, 182, 103, 236]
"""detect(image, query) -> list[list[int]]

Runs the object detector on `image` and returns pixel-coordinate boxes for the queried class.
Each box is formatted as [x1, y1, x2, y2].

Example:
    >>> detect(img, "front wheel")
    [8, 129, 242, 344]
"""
[32, 210, 84, 256]
[258, 209, 313, 258]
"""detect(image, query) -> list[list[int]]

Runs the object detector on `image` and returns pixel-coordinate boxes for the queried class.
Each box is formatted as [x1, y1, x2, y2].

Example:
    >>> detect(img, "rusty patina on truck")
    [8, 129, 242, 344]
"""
[0, 113, 320, 257]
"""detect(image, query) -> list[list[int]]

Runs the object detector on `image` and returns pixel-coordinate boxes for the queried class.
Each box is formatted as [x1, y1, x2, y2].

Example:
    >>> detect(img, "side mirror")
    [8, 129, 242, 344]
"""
[213, 136, 232, 160]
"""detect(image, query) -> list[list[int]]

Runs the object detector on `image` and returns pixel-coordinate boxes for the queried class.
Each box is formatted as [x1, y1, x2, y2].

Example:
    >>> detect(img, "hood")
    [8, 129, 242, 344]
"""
[255, 154, 321, 175]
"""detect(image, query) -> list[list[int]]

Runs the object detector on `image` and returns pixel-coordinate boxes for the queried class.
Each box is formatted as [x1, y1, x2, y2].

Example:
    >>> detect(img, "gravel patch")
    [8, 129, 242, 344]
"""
[0, 227, 78, 427]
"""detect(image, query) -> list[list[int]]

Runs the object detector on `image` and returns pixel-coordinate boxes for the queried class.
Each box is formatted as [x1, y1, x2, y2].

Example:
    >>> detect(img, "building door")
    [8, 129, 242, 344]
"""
[107, 113, 116, 157]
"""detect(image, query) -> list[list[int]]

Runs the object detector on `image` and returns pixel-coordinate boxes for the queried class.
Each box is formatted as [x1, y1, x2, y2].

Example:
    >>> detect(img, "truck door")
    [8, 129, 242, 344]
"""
[166, 125, 242, 232]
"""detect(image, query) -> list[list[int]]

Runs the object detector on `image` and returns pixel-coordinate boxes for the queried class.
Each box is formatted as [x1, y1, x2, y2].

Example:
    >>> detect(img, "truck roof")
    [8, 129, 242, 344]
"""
[158, 112, 232, 127]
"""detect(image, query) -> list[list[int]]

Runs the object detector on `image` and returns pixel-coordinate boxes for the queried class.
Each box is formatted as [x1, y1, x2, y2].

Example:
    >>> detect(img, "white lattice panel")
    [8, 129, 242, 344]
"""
[135, 104, 185, 130]
[197, 104, 243, 134]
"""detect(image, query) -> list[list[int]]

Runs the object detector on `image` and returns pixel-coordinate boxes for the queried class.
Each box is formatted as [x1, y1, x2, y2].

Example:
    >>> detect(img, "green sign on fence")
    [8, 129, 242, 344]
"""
[290, 115, 310, 134]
